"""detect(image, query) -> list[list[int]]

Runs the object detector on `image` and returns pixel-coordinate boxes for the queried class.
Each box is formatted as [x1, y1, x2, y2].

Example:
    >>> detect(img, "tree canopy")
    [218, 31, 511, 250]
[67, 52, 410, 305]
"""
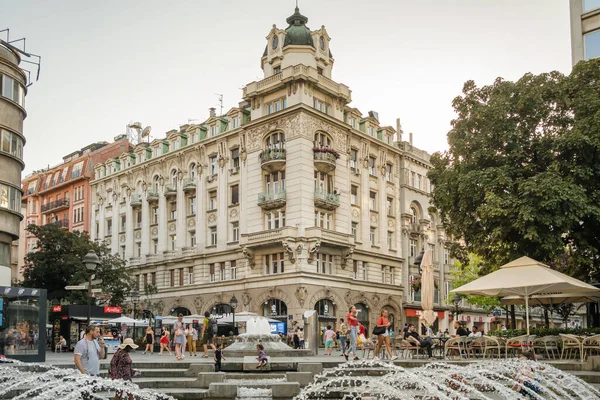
[429, 59, 600, 281]
[22, 224, 133, 305]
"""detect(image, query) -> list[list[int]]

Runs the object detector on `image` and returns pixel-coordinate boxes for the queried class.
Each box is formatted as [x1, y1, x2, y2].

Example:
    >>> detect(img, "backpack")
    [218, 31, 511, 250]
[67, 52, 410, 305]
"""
[209, 317, 218, 334]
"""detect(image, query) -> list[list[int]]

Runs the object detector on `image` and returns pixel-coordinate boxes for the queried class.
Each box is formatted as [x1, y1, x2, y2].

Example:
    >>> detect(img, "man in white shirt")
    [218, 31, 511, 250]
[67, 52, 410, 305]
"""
[74, 325, 105, 376]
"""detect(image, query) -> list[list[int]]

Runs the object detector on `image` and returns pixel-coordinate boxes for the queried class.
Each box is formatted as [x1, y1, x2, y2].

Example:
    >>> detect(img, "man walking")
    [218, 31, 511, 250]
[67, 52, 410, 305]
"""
[337, 318, 347, 356]
[74, 325, 105, 376]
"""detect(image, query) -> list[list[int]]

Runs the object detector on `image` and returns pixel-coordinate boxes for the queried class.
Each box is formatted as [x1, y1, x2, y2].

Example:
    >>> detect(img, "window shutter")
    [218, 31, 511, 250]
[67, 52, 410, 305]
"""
[209, 263, 215, 275]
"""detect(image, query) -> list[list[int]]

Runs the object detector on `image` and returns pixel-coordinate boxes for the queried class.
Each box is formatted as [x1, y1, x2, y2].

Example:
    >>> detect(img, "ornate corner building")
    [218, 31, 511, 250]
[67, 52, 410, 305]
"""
[89, 8, 454, 332]
[0, 40, 27, 286]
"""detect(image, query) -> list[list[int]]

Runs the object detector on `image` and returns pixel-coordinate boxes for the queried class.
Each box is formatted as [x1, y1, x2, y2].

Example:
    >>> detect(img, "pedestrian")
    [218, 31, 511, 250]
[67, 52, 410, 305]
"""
[109, 338, 140, 400]
[256, 344, 268, 369]
[345, 305, 359, 361]
[358, 321, 367, 339]
[173, 314, 186, 360]
[214, 343, 225, 372]
[74, 325, 105, 376]
[187, 324, 198, 357]
[143, 326, 154, 354]
[159, 327, 171, 356]
[373, 309, 396, 361]
[201, 311, 215, 358]
[323, 325, 336, 355]
[293, 328, 300, 349]
[337, 318, 347, 356]
[298, 328, 305, 349]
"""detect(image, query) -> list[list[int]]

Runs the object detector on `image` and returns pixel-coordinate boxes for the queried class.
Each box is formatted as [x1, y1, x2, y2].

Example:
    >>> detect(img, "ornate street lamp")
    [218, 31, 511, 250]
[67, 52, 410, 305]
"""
[82, 250, 101, 325]
[230, 294, 238, 335]
[130, 287, 140, 319]
[452, 293, 462, 319]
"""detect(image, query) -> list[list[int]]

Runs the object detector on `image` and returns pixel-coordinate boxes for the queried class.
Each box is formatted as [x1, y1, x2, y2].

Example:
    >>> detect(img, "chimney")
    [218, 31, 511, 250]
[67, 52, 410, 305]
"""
[209, 107, 216, 118]
[409, 132, 413, 145]
[396, 118, 403, 140]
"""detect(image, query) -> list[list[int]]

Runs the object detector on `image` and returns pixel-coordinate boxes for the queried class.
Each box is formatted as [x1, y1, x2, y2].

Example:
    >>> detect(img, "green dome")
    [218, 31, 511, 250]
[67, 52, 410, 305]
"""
[284, 7, 314, 48]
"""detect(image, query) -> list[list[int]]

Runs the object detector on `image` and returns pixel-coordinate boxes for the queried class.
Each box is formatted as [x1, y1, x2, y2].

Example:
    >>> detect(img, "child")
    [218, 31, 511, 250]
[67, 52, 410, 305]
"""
[324, 325, 335, 355]
[213, 343, 225, 372]
[256, 344, 268, 369]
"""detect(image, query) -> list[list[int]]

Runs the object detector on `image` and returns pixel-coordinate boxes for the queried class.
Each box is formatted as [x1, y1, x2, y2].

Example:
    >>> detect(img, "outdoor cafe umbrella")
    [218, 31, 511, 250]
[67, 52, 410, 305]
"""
[419, 249, 437, 328]
[106, 316, 147, 325]
[500, 292, 600, 306]
[450, 256, 600, 334]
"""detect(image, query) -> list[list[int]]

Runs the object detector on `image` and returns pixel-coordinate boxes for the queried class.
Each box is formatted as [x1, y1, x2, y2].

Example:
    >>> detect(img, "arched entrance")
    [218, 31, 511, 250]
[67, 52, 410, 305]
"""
[170, 306, 191, 316]
[263, 299, 288, 334]
[315, 299, 336, 347]
[355, 302, 369, 333]
[211, 303, 233, 316]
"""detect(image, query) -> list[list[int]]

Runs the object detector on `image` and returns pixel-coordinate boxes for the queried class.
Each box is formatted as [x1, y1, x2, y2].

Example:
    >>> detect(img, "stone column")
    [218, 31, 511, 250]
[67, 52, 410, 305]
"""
[196, 171, 206, 249]
[141, 197, 150, 256]
[176, 184, 186, 249]
[111, 195, 120, 255]
[158, 187, 167, 253]
[125, 198, 134, 259]
[217, 166, 227, 248]
[361, 167, 370, 245]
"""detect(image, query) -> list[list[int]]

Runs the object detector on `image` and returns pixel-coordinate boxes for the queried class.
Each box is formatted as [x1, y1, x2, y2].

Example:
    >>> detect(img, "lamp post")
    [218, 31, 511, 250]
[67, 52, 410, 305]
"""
[452, 293, 462, 320]
[130, 288, 140, 319]
[230, 294, 238, 336]
[82, 250, 101, 326]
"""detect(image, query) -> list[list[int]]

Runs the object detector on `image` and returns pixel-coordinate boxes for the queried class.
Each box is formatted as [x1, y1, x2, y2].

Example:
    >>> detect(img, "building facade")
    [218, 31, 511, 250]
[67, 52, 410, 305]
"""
[570, 0, 600, 64]
[90, 8, 454, 332]
[20, 138, 132, 262]
[0, 41, 27, 286]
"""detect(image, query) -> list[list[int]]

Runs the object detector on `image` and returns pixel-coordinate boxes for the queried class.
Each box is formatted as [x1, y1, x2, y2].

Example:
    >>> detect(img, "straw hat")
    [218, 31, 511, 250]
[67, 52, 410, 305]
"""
[118, 338, 139, 350]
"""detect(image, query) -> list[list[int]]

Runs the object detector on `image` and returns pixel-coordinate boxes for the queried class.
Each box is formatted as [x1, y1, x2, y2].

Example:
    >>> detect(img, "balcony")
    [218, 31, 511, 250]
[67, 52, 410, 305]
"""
[314, 189, 340, 210]
[147, 190, 159, 203]
[305, 227, 355, 248]
[313, 148, 338, 173]
[164, 184, 177, 198]
[409, 223, 422, 236]
[41, 199, 70, 213]
[257, 190, 286, 210]
[130, 194, 142, 207]
[182, 178, 196, 193]
[45, 219, 69, 229]
[241, 226, 298, 248]
[259, 148, 286, 172]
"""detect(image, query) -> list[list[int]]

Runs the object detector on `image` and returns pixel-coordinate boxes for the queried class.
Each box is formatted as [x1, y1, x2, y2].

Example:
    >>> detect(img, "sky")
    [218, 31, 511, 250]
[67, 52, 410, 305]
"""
[2, 0, 572, 176]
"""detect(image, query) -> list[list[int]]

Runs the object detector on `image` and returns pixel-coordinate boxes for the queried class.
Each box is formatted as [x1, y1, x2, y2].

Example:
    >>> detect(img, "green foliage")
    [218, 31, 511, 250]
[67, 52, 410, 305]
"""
[429, 59, 600, 281]
[488, 327, 600, 338]
[22, 224, 133, 305]
[449, 254, 500, 313]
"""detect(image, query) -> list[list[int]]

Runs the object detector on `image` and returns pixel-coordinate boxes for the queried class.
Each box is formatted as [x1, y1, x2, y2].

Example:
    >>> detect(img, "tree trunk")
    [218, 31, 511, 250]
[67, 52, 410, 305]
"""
[543, 307, 550, 327]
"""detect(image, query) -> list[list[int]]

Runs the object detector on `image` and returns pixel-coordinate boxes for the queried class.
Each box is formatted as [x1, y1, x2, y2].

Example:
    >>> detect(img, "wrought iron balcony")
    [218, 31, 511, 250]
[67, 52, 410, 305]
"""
[259, 148, 286, 172]
[130, 194, 142, 207]
[164, 184, 177, 198]
[314, 189, 340, 210]
[257, 190, 286, 210]
[182, 178, 196, 193]
[41, 199, 70, 213]
[147, 190, 159, 203]
[45, 218, 69, 229]
[313, 148, 338, 173]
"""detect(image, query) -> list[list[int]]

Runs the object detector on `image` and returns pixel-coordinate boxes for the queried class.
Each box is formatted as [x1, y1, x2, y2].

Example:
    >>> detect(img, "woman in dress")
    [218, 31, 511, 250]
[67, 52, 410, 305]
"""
[173, 313, 186, 360]
[109, 338, 139, 400]
[159, 328, 171, 356]
[143, 326, 154, 355]
[373, 309, 396, 361]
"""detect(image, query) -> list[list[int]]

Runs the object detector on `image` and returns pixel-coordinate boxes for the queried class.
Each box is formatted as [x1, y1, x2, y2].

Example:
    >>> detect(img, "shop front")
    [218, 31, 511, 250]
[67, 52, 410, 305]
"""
[354, 302, 369, 334]
[263, 299, 288, 335]
[405, 308, 446, 333]
[0, 286, 47, 362]
[314, 299, 336, 346]
[50, 305, 122, 351]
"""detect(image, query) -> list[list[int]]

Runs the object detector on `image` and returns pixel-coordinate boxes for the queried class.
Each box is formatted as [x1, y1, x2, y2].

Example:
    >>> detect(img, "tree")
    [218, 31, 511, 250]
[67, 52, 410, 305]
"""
[429, 59, 600, 281]
[449, 254, 501, 313]
[22, 224, 133, 305]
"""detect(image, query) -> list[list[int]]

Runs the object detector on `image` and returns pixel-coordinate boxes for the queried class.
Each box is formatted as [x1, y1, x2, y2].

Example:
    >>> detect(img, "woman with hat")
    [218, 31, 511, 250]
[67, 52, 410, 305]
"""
[109, 338, 140, 400]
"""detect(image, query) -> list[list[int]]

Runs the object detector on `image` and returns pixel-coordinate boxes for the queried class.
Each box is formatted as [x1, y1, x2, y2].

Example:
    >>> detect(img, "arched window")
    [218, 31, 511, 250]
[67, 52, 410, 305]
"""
[211, 303, 233, 316]
[265, 132, 285, 150]
[314, 299, 335, 318]
[170, 306, 191, 316]
[410, 207, 418, 224]
[263, 299, 287, 318]
[189, 163, 197, 180]
[354, 303, 369, 325]
[314, 132, 331, 148]
[171, 169, 178, 186]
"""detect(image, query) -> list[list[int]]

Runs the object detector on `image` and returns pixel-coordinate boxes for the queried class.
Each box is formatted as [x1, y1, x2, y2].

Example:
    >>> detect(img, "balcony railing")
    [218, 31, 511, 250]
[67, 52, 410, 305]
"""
[147, 190, 159, 202]
[41, 199, 70, 213]
[182, 178, 196, 192]
[259, 148, 286, 172]
[70, 169, 82, 179]
[130, 194, 143, 207]
[164, 184, 177, 197]
[45, 219, 69, 228]
[313, 148, 338, 173]
[314, 189, 340, 210]
[257, 190, 286, 210]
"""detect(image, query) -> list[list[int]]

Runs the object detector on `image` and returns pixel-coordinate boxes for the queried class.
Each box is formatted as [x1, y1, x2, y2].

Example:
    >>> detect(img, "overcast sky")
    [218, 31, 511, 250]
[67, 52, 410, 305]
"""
[2, 0, 571, 176]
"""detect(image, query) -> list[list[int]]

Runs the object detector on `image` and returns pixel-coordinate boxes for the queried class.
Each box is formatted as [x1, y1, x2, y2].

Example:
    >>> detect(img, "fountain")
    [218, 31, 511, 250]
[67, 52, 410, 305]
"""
[0, 359, 174, 400]
[294, 359, 600, 400]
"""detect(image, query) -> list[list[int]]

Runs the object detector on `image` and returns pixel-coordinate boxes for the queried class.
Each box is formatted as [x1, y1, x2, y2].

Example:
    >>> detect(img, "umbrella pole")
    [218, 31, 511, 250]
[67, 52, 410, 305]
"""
[525, 295, 530, 335]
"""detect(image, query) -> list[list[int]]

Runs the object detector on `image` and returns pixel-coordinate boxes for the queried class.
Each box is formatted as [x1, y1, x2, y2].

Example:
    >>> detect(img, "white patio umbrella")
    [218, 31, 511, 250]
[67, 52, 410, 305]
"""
[419, 249, 437, 328]
[451, 256, 600, 334]
[106, 316, 147, 325]
[501, 292, 600, 306]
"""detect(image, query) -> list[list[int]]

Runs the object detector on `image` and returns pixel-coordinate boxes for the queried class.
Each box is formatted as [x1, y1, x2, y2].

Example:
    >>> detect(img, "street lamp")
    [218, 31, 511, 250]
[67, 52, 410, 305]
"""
[452, 293, 462, 319]
[130, 287, 140, 319]
[83, 250, 101, 326]
[230, 294, 238, 336]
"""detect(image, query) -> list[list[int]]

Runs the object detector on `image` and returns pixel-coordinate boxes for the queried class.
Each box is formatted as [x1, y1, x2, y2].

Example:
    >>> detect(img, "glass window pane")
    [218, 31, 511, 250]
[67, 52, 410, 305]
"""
[0, 185, 8, 208]
[584, 0, 600, 12]
[585, 30, 600, 60]
[2, 131, 10, 153]
[3, 75, 13, 99]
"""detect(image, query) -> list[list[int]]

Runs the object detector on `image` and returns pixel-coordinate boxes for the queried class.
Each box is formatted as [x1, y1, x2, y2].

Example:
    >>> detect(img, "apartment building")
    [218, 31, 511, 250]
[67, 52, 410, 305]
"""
[90, 7, 455, 331]
[570, 0, 600, 64]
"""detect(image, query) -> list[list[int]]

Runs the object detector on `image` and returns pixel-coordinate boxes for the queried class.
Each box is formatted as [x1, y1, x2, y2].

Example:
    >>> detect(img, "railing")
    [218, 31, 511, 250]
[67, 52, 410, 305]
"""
[314, 189, 340, 205]
[70, 169, 82, 179]
[45, 219, 69, 228]
[130, 194, 142, 205]
[182, 178, 196, 190]
[164, 184, 177, 195]
[242, 226, 298, 245]
[259, 148, 286, 163]
[41, 199, 70, 213]
[147, 190, 159, 201]
[257, 72, 283, 90]
[258, 190, 286, 204]
[313, 150, 338, 163]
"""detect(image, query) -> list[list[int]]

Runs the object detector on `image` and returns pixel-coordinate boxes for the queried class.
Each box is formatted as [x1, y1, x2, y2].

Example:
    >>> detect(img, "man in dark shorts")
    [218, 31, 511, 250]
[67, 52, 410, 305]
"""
[404, 323, 433, 358]
[201, 311, 213, 358]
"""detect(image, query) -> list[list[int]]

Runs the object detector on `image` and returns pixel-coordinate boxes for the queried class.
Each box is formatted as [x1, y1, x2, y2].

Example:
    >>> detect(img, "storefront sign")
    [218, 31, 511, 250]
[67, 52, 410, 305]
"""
[104, 306, 122, 314]
[52, 305, 62, 312]
[405, 309, 445, 319]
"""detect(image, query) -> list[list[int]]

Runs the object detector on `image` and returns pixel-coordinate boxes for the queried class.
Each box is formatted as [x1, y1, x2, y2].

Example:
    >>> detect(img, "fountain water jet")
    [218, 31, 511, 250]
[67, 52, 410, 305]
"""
[224, 316, 304, 357]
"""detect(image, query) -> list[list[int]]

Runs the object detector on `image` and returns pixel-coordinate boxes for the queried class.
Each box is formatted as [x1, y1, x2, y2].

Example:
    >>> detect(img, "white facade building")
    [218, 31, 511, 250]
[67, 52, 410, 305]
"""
[90, 7, 454, 332]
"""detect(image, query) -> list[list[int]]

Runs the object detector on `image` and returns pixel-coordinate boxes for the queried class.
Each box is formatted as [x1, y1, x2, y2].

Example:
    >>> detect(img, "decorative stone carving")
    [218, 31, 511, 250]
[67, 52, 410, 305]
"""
[282, 240, 296, 263]
[242, 291, 252, 307]
[370, 214, 378, 224]
[387, 219, 394, 228]
[352, 208, 360, 219]
[341, 248, 354, 269]
[344, 290, 353, 306]
[229, 208, 239, 220]
[301, 113, 348, 153]
[307, 240, 321, 263]
[193, 296, 204, 314]
[296, 286, 308, 307]
[169, 223, 176, 232]
[208, 213, 217, 224]
[135, 231, 141, 239]
[242, 246, 255, 268]
[188, 219, 195, 228]
[120, 235, 125, 243]
[245, 113, 301, 152]
[372, 294, 380, 308]
[295, 243, 304, 255]
[151, 227, 159, 236]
